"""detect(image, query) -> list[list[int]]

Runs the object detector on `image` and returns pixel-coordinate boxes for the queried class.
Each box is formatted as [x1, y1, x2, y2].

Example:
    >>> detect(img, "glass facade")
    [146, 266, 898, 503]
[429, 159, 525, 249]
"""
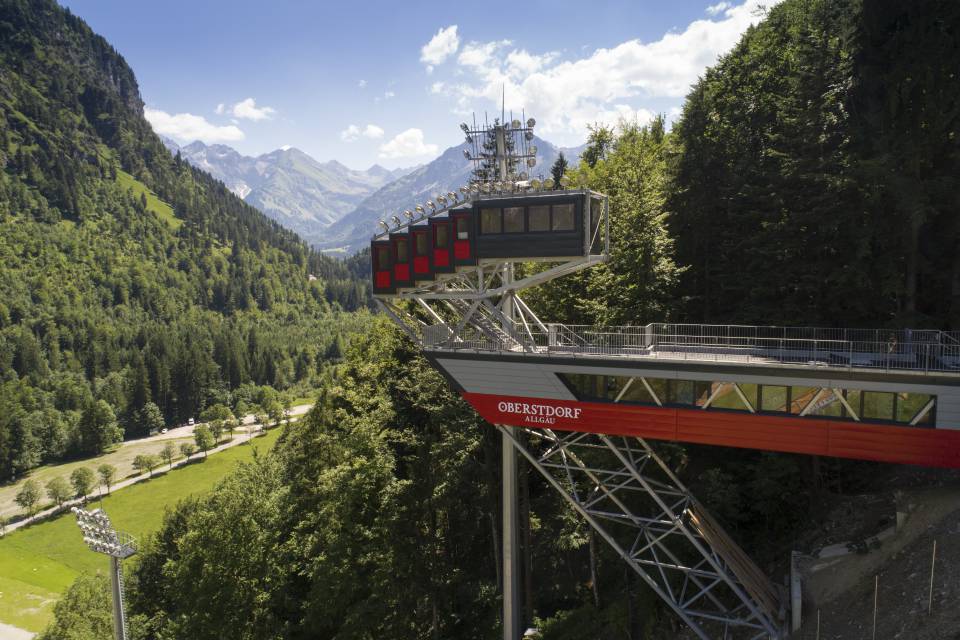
[503, 207, 525, 233]
[552, 203, 575, 231]
[480, 208, 502, 234]
[529, 205, 550, 231]
[456, 216, 469, 240]
[478, 202, 579, 235]
[435, 224, 449, 246]
[414, 232, 429, 256]
[556, 372, 937, 427]
[394, 237, 408, 262]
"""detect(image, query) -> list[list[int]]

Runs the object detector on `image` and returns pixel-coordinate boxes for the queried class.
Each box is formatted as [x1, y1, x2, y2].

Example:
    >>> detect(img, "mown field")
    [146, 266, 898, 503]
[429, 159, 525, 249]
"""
[0, 427, 284, 633]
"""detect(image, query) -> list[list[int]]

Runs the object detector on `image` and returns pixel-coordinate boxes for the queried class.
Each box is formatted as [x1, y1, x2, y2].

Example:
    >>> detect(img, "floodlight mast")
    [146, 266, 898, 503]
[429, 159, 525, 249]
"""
[72, 507, 136, 640]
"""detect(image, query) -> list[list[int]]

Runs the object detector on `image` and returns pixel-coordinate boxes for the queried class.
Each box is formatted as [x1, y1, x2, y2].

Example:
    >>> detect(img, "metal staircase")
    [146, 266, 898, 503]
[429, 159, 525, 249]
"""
[498, 426, 784, 639]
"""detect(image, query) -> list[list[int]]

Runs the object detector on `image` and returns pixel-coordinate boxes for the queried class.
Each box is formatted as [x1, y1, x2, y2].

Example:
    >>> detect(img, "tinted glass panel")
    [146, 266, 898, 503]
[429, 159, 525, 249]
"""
[395, 238, 408, 262]
[811, 389, 843, 417]
[456, 216, 470, 239]
[790, 387, 819, 413]
[435, 224, 449, 246]
[668, 380, 695, 405]
[618, 378, 656, 404]
[503, 207, 524, 233]
[760, 385, 788, 412]
[863, 391, 894, 421]
[738, 383, 759, 410]
[646, 378, 668, 404]
[529, 206, 550, 231]
[480, 208, 501, 234]
[897, 393, 933, 424]
[558, 373, 621, 401]
[845, 389, 863, 418]
[414, 233, 429, 255]
[552, 203, 575, 231]
[704, 383, 751, 410]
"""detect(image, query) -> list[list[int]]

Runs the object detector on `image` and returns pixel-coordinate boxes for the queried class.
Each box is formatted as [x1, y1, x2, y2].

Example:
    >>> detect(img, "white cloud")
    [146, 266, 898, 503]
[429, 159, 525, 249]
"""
[378, 128, 439, 159]
[341, 123, 385, 142]
[706, 1, 732, 16]
[362, 124, 384, 139]
[430, 81, 446, 94]
[214, 103, 225, 115]
[358, 79, 368, 88]
[230, 97, 276, 121]
[421, 25, 460, 72]
[144, 107, 244, 143]
[442, 0, 778, 140]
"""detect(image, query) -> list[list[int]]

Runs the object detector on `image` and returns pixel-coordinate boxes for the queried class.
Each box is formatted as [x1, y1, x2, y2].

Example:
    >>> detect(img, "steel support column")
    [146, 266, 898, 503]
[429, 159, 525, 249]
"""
[502, 425, 521, 640]
[497, 426, 784, 640]
[110, 556, 128, 640]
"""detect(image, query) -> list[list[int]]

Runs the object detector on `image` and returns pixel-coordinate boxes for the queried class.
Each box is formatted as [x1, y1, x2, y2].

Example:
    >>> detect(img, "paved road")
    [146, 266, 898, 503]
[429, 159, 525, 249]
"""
[0, 621, 34, 640]
[1, 404, 312, 537]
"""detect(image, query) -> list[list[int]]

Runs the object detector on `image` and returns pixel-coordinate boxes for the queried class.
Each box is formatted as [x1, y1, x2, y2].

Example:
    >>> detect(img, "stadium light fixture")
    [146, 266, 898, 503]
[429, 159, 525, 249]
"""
[72, 507, 136, 640]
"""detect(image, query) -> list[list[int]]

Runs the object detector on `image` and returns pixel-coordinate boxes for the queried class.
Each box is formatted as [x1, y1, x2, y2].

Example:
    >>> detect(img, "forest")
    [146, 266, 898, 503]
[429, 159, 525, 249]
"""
[19, 0, 960, 638]
[0, 0, 372, 480]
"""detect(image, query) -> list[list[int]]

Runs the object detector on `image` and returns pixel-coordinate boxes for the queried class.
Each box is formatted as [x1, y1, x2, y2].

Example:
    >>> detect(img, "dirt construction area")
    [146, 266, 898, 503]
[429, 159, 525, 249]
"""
[794, 486, 960, 640]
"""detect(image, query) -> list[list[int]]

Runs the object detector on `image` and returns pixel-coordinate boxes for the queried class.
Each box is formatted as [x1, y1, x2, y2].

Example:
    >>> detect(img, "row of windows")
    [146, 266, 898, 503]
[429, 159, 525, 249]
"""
[376, 217, 472, 269]
[479, 203, 576, 235]
[557, 374, 936, 427]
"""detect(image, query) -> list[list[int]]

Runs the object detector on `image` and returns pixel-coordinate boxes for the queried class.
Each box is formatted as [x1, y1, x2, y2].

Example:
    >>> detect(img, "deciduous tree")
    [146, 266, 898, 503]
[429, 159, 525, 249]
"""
[70, 467, 95, 500]
[46, 476, 71, 509]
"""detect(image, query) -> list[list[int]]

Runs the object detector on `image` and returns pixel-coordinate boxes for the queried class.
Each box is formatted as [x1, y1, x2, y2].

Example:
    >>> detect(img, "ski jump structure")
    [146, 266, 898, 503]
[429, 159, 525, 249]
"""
[370, 115, 960, 640]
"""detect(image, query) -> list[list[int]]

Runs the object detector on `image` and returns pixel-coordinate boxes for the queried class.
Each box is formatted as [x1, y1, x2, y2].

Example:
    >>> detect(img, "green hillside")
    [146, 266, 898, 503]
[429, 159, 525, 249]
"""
[0, 0, 369, 482]
[0, 427, 284, 632]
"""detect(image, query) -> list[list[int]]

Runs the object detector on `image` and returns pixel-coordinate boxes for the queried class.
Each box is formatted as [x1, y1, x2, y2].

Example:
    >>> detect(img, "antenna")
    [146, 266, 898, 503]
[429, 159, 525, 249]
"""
[461, 109, 537, 187]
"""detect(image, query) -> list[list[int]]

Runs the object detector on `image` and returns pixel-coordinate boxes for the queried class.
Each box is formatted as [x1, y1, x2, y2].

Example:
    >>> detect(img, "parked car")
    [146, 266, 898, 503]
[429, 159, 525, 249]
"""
[187, 418, 195, 426]
[160, 428, 168, 434]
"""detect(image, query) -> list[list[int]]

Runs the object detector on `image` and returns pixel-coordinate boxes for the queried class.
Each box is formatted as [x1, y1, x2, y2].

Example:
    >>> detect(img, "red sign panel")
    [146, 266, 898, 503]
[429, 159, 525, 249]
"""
[461, 392, 960, 469]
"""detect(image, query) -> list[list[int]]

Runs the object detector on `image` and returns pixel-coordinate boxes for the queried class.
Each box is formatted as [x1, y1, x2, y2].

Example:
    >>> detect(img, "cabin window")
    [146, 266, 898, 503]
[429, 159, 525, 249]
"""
[375, 246, 390, 269]
[414, 233, 429, 256]
[395, 237, 408, 262]
[480, 208, 501, 234]
[456, 216, 470, 240]
[503, 207, 524, 233]
[552, 203, 575, 231]
[529, 205, 550, 231]
[435, 224, 449, 246]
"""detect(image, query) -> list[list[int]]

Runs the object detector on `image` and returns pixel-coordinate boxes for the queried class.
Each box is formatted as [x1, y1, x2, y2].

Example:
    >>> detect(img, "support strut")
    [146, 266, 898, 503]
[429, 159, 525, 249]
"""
[496, 425, 784, 640]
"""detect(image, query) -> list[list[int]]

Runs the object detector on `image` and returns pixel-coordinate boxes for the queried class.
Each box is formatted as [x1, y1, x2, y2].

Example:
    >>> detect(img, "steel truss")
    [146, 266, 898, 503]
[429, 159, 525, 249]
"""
[376, 259, 601, 351]
[497, 425, 784, 640]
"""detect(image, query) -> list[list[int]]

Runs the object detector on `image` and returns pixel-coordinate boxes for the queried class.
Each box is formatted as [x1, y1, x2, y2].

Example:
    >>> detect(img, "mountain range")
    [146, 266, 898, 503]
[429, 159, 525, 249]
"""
[164, 137, 584, 253]
[162, 137, 415, 245]
[321, 137, 586, 253]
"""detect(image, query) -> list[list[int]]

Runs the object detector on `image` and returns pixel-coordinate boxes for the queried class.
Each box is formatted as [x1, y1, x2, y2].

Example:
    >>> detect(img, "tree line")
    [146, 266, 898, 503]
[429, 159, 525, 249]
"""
[0, 0, 372, 480]
[34, 0, 960, 638]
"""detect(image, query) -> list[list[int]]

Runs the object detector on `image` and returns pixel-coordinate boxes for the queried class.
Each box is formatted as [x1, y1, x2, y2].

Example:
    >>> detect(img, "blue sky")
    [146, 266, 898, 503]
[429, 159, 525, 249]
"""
[62, 0, 774, 169]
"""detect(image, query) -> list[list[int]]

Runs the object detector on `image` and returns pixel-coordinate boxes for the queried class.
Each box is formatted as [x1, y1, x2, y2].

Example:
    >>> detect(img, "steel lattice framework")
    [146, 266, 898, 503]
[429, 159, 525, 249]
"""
[373, 113, 786, 639]
[497, 426, 784, 640]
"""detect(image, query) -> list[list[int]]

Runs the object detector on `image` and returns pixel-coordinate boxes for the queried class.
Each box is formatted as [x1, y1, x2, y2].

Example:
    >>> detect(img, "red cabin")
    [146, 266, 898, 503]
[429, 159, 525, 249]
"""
[430, 216, 454, 275]
[371, 239, 394, 294]
[411, 223, 432, 281]
[390, 231, 412, 288]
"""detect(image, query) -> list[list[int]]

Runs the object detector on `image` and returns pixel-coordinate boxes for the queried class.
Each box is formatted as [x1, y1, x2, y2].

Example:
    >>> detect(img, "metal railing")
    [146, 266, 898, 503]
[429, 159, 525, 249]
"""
[422, 322, 960, 375]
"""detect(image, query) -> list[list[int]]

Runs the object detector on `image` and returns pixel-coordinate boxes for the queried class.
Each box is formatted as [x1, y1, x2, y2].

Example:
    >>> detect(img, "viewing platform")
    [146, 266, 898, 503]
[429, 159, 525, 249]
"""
[423, 322, 960, 378]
